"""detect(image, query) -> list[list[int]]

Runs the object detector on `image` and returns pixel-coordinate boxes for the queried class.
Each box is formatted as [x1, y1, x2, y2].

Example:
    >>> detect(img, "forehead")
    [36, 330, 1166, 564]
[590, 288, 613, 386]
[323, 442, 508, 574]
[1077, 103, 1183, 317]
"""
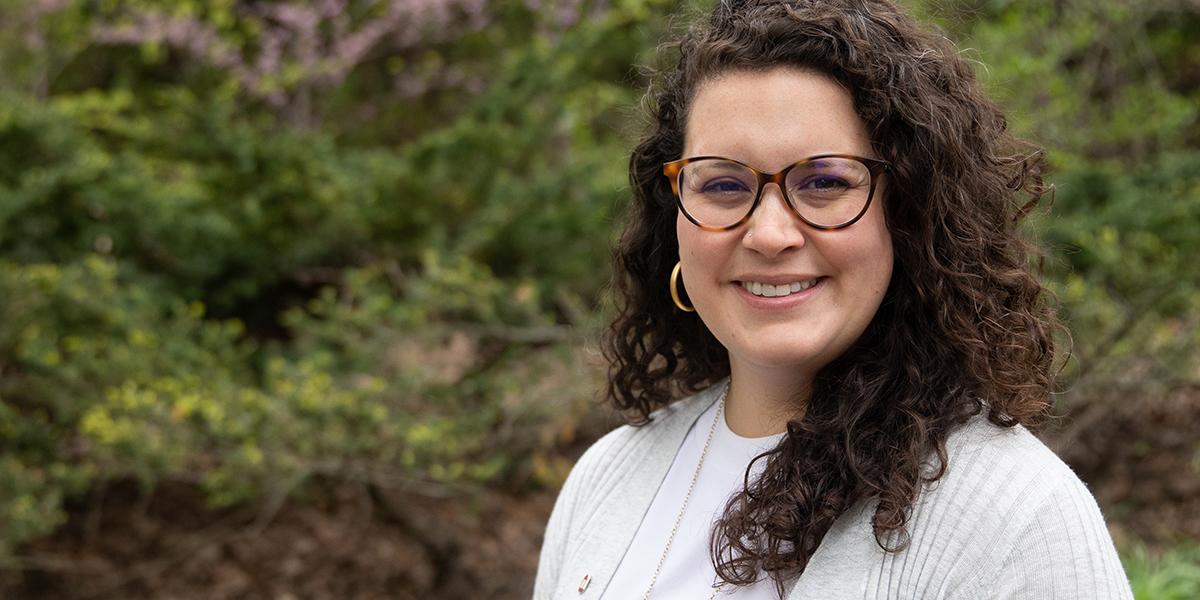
[683, 67, 873, 171]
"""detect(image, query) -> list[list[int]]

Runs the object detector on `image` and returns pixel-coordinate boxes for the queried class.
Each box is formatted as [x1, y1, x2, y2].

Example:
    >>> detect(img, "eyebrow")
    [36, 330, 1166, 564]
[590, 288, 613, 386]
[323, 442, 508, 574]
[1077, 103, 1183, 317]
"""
[692, 160, 747, 173]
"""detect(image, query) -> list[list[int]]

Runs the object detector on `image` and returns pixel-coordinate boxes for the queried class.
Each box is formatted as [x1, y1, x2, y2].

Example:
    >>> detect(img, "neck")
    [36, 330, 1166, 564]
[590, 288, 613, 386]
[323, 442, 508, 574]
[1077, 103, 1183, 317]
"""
[723, 359, 810, 438]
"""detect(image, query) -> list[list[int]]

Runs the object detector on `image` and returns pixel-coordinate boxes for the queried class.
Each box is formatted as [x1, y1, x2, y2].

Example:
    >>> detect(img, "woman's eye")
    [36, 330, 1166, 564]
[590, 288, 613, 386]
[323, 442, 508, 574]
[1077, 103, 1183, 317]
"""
[702, 179, 750, 193]
[802, 176, 849, 190]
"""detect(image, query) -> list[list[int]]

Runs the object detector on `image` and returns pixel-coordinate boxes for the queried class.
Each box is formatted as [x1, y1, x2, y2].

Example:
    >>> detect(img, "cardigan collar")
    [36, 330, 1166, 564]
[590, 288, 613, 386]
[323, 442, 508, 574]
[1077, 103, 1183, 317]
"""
[569, 380, 726, 599]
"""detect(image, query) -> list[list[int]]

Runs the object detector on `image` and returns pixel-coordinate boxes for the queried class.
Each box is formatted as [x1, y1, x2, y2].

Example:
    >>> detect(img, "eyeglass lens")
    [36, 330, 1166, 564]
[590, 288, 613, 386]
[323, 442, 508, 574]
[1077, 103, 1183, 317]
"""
[678, 157, 874, 228]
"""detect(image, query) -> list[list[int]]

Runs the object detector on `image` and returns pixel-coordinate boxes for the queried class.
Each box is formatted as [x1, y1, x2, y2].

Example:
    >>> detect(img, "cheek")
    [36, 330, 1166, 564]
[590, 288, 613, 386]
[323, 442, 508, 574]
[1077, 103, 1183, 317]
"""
[675, 213, 703, 296]
[675, 212, 728, 308]
[863, 224, 894, 300]
[676, 216, 700, 295]
[675, 211, 692, 260]
[677, 212, 719, 276]
[830, 214, 893, 301]
[857, 198, 894, 292]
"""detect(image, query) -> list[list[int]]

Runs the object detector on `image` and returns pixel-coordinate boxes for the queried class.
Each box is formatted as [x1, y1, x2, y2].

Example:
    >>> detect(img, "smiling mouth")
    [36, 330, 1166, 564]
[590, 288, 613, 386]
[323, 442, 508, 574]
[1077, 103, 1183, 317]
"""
[739, 278, 823, 298]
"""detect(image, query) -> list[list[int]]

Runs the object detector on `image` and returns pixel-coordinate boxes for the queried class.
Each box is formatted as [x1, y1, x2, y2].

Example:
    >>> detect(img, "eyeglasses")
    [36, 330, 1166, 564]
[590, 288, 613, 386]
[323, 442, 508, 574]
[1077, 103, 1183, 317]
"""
[663, 154, 891, 231]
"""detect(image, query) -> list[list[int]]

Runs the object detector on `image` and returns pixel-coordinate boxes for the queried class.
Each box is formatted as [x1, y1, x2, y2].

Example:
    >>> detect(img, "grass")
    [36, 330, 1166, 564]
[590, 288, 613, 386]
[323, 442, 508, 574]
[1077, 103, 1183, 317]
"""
[1123, 543, 1200, 600]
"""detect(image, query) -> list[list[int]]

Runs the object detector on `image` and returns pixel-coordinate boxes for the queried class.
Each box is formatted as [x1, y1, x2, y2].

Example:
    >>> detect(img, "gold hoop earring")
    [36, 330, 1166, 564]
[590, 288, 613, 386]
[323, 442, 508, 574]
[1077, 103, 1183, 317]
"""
[670, 261, 695, 312]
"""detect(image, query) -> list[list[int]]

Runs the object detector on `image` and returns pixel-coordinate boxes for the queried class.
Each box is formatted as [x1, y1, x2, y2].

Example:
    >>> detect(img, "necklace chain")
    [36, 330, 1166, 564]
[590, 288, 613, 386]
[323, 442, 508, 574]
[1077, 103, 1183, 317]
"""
[641, 383, 729, 600]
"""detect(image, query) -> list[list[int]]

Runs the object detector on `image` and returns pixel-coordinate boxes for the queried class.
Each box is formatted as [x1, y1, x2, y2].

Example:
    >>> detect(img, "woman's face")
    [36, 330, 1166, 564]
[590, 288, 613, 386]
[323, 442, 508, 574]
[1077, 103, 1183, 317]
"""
[677, 67, 893, 380]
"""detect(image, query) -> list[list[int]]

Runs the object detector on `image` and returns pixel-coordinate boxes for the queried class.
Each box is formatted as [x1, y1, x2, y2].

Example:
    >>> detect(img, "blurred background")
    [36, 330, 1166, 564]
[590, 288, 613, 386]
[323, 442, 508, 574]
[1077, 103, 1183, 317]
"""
[0, 0, 1196, 598]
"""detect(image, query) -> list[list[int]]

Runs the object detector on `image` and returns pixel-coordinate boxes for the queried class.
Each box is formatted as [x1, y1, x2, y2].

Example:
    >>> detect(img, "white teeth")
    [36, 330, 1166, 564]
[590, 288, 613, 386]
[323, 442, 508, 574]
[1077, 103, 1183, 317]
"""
[741, 279, 820, 297]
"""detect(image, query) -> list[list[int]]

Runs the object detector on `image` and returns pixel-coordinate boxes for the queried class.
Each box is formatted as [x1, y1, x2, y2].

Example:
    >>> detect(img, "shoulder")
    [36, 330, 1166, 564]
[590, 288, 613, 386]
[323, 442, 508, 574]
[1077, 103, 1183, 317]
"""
[795, 418, 1133, 599]
[931, 415, 1106, 529]
[936, 414, 1078, 502]
[534, 381, 725, 598]
[561, 383, 724, 507]
[565, 382, 725, 485]
[929, 415, 1102, 538]
[913, 416, 1132, 597]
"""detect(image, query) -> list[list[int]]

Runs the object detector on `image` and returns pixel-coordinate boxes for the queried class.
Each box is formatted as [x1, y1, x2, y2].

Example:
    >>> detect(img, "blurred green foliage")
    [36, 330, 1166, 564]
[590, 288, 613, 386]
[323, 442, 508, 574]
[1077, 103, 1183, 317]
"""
[930, 0, 1200, 397]
[0, 0, 1196, 582]
[1124, 543, 1200, 600]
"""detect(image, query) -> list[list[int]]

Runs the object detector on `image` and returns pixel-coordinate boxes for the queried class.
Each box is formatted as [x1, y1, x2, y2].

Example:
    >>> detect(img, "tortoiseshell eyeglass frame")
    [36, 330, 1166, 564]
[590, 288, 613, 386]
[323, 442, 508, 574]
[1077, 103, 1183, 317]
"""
[662, 154, 892, 232]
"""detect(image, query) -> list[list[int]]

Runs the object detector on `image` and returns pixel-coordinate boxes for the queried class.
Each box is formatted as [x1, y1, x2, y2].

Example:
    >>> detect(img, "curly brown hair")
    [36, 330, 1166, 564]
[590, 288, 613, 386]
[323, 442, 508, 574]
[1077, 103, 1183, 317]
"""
[602, 0, 1061, 594]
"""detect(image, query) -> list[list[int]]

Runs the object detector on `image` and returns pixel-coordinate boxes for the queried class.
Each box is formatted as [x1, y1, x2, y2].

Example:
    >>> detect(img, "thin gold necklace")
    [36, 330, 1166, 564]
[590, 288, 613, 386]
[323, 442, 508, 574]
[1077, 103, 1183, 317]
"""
[641, 382, 730, 600]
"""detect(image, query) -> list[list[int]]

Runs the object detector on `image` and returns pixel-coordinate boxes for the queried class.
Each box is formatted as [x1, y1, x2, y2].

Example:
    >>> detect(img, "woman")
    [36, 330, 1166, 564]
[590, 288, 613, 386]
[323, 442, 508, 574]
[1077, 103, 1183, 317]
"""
[535, 0, 1132, 598]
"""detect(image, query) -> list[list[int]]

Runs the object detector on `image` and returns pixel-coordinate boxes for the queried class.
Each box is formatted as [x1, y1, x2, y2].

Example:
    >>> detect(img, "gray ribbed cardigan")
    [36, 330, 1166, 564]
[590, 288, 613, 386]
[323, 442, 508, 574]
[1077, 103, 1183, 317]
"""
[533, 382, 1133, 599]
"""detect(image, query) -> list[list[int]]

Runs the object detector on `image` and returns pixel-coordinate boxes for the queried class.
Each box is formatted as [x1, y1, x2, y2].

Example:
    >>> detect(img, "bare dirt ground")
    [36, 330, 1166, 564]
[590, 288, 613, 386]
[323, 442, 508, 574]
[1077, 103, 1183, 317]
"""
[1049, 386, 1200, 549]
[2, 388, 1196, 599]
[2, 479, 555, 600]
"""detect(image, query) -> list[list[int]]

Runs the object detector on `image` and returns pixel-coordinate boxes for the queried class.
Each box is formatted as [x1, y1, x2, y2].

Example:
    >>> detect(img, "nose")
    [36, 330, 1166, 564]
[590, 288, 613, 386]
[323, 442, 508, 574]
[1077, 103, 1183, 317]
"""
[742, 183, 807, 256]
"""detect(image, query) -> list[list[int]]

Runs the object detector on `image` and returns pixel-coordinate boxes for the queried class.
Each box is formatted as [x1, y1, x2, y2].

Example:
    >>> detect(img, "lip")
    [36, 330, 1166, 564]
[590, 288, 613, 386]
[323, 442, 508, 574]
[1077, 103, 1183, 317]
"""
[734, 273, 822, 285]
[733, 276, 826, 309]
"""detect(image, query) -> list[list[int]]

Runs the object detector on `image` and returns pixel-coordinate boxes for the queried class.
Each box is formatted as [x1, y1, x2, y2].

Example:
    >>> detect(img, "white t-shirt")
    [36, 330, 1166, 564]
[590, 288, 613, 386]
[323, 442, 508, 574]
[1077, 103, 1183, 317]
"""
[601, 398, 788, 599]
